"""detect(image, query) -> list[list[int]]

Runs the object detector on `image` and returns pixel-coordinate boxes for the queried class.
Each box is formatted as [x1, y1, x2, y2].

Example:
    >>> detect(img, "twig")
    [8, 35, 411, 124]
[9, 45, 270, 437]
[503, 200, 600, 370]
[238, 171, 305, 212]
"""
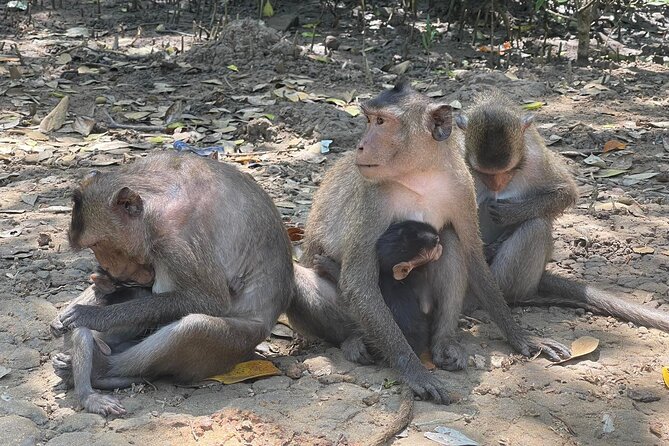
[103, 110, 165, 132]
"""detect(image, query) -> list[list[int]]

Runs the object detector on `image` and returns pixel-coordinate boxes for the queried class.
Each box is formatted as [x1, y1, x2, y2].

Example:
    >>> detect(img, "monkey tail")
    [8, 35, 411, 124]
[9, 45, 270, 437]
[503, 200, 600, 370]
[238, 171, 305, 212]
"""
[518, 272, 669, 332]
[364, 386, 414, 446]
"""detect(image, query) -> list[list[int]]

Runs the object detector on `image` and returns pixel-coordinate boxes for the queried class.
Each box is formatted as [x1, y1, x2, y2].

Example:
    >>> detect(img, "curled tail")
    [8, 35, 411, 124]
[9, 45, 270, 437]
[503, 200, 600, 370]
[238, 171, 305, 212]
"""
[516, 272, 669, 332]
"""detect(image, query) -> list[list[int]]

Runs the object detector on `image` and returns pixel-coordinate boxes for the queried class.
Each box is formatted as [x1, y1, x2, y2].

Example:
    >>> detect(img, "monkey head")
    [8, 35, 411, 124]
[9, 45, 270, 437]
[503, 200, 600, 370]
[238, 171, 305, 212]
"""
[68, 171, 154, 285]
[356, 81, 454, 182]
[456, 98, 532, 193]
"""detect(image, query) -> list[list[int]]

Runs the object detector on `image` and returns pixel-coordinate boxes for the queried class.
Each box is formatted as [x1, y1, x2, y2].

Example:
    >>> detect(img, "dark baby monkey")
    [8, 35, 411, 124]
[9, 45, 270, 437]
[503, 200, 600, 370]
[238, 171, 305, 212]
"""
[289, 82, 570, 405]
[457, 91, 669, 331]
[52, 152, 294, 413]
[316, 220, 442, 356]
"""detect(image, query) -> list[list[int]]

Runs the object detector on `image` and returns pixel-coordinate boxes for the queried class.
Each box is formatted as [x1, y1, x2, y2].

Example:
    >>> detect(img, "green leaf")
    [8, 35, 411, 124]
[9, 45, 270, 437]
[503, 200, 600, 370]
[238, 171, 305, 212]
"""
[535, 0, 545, 9]
[262, 0, 274, 17]
[343, 105, 360, 117]
[226, 64, 239, 72]
[302, 32, 320, 38]
[522, 101, 545, 110]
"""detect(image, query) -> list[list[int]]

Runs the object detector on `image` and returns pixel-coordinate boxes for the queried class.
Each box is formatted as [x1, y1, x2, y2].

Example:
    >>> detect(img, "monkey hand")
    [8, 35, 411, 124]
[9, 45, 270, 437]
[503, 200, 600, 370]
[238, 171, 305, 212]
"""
[402, 364, 452, 405]
[50, 316, 68, 338]
[487, 199, 523, 226]
[60, 304, 106, 331]
[431, 339, 468, 371]
[509, 332, 571, 361]
[90, 271, 118, 295]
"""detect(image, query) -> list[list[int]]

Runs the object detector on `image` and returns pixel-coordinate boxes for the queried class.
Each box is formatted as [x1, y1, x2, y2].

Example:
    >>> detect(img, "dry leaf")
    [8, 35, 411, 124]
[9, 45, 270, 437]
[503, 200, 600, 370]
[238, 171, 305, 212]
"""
[632, 246, 655, 255]
[594, 168, 628, 178]
[551, 336, 599, 366]
[286, 226, 304, 241]
[73, 116, 96, 136]
[662, 366, 669, 389]
[420, 351, 436, 371]
[207, 360, 280, 384]
[39, 96, 70, 133]
[603, 140, 626, 153]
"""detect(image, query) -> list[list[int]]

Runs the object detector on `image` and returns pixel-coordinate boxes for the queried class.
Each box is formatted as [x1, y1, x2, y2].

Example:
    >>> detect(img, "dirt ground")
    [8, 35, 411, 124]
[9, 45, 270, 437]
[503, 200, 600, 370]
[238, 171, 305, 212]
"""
[1, 1, 669, 445]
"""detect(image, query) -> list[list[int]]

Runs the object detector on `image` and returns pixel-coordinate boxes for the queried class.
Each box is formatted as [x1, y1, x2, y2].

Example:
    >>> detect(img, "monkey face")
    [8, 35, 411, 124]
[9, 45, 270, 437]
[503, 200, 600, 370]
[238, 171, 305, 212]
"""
[355, 112, 406, 181]
[90, 241, 154, 285]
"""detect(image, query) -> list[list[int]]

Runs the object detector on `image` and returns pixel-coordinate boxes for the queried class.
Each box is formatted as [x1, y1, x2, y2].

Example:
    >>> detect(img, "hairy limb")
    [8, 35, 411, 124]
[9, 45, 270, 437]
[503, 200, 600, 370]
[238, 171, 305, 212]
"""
[487, 186, 577, 227]
[428, 227, 468, 371]
[59, 289, 230, 332]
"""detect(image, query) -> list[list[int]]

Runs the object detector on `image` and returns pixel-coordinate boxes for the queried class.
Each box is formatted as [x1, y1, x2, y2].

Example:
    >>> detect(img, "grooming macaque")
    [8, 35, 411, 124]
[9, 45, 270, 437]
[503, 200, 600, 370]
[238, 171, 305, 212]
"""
[288, 82, 570, 405]
[456, 92, 669, 331]
[52, 152, 293, 412]
[315, 220, 442, 355]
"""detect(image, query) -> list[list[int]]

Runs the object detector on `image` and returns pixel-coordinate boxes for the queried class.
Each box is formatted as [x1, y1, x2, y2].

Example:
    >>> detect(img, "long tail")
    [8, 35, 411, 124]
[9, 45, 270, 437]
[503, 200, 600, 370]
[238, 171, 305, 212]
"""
[514, 272, 669, 332]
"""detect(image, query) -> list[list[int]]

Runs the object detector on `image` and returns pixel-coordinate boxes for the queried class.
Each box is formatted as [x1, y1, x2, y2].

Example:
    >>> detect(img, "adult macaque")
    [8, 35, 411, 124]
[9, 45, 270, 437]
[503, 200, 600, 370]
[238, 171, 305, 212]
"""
[53, 152, 294, 407]
[315, 220, 442, 356]
[288, 82, 570, 405]
[456, 92, 669, 331]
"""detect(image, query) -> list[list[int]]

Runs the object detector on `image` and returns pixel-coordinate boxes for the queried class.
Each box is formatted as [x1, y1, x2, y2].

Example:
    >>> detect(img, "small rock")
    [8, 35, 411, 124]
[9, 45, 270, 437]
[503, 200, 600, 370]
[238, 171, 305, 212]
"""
[649, 421, 664, 438]
[0, 414, 39, 446]
[252, 376, 292, 393]
[471, 354, 487, 370]
[490, 355, 505, 369]
[638, 326, 649, 334]
[303, 356, 333, 377]
[6, 346, 41, 369]
[362, 393, 380, 406]
[285, 362, 306, 379]
[37, 233, 52, 247]
[57, 412, 105, 433]
[318, 373, 350, 385]
[627, 389, 660, 403]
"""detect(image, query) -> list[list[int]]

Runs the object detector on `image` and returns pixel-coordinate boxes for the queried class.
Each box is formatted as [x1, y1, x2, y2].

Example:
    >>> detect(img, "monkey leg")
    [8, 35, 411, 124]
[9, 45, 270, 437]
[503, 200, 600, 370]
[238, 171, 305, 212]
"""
[106, 314, 268, 383]
[71, 327, 127, 416]
[489, 218, 553, 303]
[428, 228, 468, 371]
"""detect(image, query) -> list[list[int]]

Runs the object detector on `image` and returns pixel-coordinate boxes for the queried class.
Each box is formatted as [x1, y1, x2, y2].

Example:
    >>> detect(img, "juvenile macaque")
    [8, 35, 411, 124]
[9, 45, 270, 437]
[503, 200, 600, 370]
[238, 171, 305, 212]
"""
[457, 92, 669, 331]
[315, 220, 442, 355]
[51, 271, 152, 415]
[288, 82, 570, 405]
[53, 152, 294, 411]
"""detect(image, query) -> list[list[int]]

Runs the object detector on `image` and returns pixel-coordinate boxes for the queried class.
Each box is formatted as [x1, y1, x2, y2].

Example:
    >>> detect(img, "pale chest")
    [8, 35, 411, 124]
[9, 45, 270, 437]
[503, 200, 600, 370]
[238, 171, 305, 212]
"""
[385, 173, 458, 230]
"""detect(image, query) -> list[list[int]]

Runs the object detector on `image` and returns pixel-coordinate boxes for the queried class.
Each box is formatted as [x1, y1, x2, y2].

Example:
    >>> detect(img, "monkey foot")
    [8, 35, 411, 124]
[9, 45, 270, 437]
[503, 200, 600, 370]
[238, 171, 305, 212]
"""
[82, 392, 126, 416]
[52, 353, 74, 387]
[404, 367, 451, 405]
[431, 339, 468, 371]
[341, 335, 374, 365]
[511, 333, 571, 361]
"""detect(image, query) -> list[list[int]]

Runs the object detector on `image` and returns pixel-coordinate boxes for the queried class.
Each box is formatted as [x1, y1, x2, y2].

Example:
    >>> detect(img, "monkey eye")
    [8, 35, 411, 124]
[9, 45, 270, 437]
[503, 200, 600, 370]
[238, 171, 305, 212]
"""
[376, 116, 384, 125]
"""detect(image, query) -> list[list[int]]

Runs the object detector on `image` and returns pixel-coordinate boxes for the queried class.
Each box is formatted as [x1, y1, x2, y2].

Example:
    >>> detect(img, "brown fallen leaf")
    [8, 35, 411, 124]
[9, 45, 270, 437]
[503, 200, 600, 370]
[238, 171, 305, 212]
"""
[632, 246, 655, 255]
[420, 351, 436, 371]
[286, 226, 304, 241]
[207, 360, 280, 384]
[603, 139, 626, 153]
[39, 96, 70, 133]
[550, 336, 599, 366]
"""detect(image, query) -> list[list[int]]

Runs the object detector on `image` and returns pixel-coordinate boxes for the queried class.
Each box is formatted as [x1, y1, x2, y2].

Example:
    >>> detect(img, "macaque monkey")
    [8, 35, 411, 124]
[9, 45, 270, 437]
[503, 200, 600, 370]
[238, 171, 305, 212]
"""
[52, 152, 294, 408]
[315, 220, 442, 355]
[51, 270, 152, 415]
[456, 92, 669, 331]
[288, 82, 570, 405]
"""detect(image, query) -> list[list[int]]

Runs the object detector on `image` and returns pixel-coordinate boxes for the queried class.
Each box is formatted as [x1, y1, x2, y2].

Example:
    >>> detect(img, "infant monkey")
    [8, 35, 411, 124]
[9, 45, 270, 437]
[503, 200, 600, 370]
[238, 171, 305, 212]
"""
[51, 264, 154, 416]
[317, 220, 442, 356]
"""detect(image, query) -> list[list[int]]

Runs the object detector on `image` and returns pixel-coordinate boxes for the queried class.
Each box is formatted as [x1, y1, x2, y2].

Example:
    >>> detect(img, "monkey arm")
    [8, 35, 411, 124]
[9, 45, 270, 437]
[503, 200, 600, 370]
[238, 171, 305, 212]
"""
[487, 185, 577, 226]
[338, 243, 450, 403]
[59, 289, 229, 332]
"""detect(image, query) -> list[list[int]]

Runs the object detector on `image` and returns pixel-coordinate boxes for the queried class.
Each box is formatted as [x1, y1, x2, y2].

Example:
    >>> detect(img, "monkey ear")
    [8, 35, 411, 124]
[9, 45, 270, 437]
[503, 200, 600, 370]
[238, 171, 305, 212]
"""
[429, 104, 453, 141]
[455, 114, 468, 130]
[521, 114, 534, 132]
[115, 187, 143, 217]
